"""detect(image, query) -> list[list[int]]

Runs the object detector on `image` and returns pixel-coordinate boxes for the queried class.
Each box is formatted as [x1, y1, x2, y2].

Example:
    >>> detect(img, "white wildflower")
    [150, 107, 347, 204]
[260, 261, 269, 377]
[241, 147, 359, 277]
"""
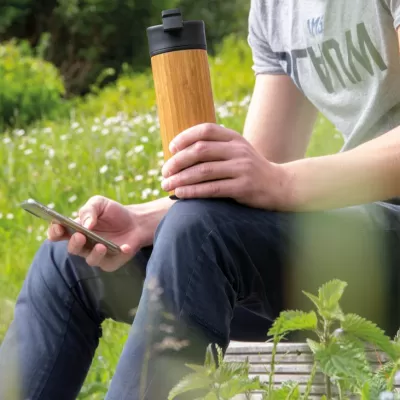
[92, 125, 99, 132]
[135, 175, 144, 181]
[141, 188, 152, 200]
[105, 148, 120, 160]
[68, 162, 77, 170]
[71, 211, 78, 218]
[77, 128, 84, 134]
[99, 165, 108, 174]
[158, 160, 164, 167]
[36, 235, 43, 242]
[27, 137, 37, 144]
[140, 136, 149, 143]
[114, 175, 124, 182]
[14, 129, 25, 137]
[48, 148, 55, 158]
[47, 203, 55, 209]
[134, 145, 144, 153]
[18, 143, 25, 150]
[43, 127, 52, 134]
[60, 134, 69, 141]
[3, 137, 11, 144]
[152, 189, 160, 197]
[0, 213, 3, 219]
[149, 125, 157, 134]
[44, 159, 50, 166]
[148, 169, 159, 176]
[68, 195, 77, 203]
[157, 151, 164, 158]
[23, 149, 33, 155]
[101, 128, 110, 136]
[71, 122, 80, 129]
[6, 213, 14, 220]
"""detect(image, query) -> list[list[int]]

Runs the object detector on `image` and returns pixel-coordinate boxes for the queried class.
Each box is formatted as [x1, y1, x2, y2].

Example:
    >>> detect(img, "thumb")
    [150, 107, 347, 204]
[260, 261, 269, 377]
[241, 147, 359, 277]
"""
[79, 197, 105, 229]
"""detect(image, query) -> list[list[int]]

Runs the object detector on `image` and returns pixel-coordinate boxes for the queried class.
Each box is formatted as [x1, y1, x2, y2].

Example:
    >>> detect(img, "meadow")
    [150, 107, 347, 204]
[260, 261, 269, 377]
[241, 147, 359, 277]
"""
[0, 37, 343, 398]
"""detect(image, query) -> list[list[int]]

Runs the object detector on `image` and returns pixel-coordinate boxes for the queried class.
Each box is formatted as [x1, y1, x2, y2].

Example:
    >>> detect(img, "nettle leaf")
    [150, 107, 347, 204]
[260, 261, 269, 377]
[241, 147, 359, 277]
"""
[214, 361, 250, 383]
[267, 383, 300, 400]
[268, 310, 318, 337]
[186, 364, 209, 374]
[218, 376, 262, 398]
[341, 314, 396, 360]
[304, 280, 347, 322]
[303, 291, 321, 310]
[168, 372, 212, 400]
[319, 279, 348, 307]
[307, 338, 324, 354]
[314, 341, 370, 381]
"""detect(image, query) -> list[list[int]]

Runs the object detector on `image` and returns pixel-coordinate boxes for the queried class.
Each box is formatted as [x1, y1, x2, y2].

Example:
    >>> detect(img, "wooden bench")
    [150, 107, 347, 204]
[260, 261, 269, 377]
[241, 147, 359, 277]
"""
[225, 342, 393, 399]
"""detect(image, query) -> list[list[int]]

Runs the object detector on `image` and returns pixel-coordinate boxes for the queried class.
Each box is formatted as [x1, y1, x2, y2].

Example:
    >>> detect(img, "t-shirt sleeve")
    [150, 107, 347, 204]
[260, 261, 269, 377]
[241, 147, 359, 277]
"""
[247, 0, 285, 75]
[387, 0, 400, 30]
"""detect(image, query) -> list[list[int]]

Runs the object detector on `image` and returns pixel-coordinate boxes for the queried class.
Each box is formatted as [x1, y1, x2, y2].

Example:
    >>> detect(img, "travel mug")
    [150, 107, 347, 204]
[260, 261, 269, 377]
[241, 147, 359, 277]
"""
[147, 9, 216, 199]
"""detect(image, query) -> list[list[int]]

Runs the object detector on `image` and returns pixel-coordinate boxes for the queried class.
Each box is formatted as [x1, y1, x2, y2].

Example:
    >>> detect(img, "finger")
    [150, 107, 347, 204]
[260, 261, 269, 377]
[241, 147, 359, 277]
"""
[67, 232, 90, 256]
[85, 243, 108, 267]
[162, 160, 237, 192]
[79, 196, 106, 228]
[174, 179, 240, 200]
[162, 141, 235, 177]
[47, 223, 70, 241]
[169, 123, 239, 154]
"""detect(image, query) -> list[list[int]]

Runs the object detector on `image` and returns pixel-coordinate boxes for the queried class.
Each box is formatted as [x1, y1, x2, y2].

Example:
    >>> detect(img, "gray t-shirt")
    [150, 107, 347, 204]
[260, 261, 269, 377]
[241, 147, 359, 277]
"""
[248, 0, 400, 151]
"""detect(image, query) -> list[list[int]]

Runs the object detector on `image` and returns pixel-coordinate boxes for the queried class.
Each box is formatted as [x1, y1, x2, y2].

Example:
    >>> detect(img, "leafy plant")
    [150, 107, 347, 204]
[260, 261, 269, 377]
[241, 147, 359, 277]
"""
[0, 40, 66, 128]
[169, 280, 400, 399]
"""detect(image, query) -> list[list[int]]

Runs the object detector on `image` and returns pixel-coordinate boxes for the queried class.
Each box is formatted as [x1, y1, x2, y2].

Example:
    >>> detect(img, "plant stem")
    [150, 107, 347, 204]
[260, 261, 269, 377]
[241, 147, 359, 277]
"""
[323, 319, 332, 400]
[268, 336, 280, 399]
[303, 361, 317, 400]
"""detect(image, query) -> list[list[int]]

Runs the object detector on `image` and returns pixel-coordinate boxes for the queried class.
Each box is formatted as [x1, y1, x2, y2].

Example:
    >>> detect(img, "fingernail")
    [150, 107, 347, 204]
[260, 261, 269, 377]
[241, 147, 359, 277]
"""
[161, 179, 170, 191]
[169, 142, 177, 154]
[83, 217, 92, 228]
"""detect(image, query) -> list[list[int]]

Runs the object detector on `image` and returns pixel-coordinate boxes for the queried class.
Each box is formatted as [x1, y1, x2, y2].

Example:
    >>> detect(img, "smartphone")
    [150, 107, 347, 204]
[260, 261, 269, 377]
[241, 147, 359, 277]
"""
[20, 198, 121, 255]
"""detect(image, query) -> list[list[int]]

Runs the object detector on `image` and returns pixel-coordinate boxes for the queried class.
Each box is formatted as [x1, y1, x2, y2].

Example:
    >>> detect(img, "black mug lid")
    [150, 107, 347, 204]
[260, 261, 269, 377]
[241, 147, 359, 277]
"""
[147, 8, 207, 57]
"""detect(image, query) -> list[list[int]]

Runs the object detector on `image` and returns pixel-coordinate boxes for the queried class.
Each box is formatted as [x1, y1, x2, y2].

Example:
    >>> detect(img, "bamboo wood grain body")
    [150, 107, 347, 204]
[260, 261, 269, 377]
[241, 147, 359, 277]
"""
[151, 49, 216, 198]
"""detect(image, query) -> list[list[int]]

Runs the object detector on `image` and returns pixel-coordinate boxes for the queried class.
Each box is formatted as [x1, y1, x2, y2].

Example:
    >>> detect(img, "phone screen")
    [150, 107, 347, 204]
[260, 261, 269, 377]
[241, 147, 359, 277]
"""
[20, 199, 121, 255]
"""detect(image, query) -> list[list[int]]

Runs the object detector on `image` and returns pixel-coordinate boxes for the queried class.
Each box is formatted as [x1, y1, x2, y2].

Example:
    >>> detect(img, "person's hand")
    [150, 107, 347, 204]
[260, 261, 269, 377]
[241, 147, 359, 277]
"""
[47, 196, 143, 272]
[161, 123, 290, 210]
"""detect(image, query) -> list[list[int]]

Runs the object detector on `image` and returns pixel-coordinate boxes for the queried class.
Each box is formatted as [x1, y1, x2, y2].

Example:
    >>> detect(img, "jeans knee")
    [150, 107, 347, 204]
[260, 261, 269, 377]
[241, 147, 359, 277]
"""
[155, 199, 225, 245]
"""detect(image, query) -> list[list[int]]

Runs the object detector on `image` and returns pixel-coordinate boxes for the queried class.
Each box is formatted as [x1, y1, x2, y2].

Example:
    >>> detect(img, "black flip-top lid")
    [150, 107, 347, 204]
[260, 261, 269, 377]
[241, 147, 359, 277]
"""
[147, 9, 207, 57]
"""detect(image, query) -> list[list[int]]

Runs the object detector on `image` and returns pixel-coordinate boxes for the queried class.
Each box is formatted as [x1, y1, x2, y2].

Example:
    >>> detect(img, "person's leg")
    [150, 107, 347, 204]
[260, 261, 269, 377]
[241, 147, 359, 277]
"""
[0, 240, 150, 400]
[106, 199, 400, 400]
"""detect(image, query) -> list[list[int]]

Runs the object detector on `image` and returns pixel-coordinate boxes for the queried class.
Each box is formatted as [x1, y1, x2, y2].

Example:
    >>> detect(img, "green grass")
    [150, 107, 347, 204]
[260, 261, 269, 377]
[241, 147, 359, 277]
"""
[0, 38, 344, 399]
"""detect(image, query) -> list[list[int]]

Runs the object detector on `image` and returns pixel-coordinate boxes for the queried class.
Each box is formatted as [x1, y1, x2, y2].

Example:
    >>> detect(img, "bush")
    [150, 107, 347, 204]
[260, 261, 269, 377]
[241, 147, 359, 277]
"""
[0, 0, 249, 95]
[0, 41, 66, 128]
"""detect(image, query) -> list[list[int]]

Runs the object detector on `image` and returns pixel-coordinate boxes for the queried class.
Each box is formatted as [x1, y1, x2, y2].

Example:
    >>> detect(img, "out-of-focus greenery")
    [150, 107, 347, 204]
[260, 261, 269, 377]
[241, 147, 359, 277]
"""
[0, 40, 66, 129]
[0, 0, 250, 94]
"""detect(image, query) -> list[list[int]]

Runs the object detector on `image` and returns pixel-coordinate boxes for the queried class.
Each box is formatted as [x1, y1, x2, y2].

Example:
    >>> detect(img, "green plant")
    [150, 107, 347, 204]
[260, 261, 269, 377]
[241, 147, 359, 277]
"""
[0, 40, 66, 128]
[169, 280, 400, 400]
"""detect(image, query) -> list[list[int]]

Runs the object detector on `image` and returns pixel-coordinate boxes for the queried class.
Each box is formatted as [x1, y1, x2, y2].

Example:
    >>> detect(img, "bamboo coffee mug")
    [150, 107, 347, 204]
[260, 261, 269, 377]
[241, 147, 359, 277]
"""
[147, 9, 216, 199]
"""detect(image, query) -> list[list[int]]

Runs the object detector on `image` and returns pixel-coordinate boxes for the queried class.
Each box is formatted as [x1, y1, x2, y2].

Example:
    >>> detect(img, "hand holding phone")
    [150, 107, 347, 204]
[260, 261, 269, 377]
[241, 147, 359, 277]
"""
[21, 199, 121, 255]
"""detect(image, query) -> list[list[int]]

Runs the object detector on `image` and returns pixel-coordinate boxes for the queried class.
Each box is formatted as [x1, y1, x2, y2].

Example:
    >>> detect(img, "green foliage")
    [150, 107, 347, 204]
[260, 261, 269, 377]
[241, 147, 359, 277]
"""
[268, 310, 318, 338]
[169, 280, 400, 399]
[1, 0, 249, 94]
[303, 279, 347, 322]
[0, 40, 66, 128]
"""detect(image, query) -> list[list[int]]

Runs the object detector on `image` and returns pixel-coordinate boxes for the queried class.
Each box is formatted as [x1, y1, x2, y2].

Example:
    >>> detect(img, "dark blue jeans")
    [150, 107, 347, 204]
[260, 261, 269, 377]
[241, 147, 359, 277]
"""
[1, 198, 399, 399]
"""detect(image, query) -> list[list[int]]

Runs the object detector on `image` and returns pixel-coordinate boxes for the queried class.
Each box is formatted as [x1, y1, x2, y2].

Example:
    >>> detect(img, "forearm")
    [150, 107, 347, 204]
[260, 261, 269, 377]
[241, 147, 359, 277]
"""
[283, 126, 400, 211]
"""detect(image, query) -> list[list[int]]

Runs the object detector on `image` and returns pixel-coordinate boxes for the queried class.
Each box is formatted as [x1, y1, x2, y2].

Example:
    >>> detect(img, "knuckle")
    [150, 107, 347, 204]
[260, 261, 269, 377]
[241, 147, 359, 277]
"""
[199, 123, 215, 139]
[198, 163, 212, 177]
[193, 141, 208, 155]
[208, 182, 221, 196]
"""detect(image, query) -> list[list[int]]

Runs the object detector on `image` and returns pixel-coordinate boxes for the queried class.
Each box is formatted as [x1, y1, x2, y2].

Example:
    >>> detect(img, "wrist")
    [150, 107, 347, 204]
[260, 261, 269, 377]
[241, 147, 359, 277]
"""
[126, 196, 177, 246]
